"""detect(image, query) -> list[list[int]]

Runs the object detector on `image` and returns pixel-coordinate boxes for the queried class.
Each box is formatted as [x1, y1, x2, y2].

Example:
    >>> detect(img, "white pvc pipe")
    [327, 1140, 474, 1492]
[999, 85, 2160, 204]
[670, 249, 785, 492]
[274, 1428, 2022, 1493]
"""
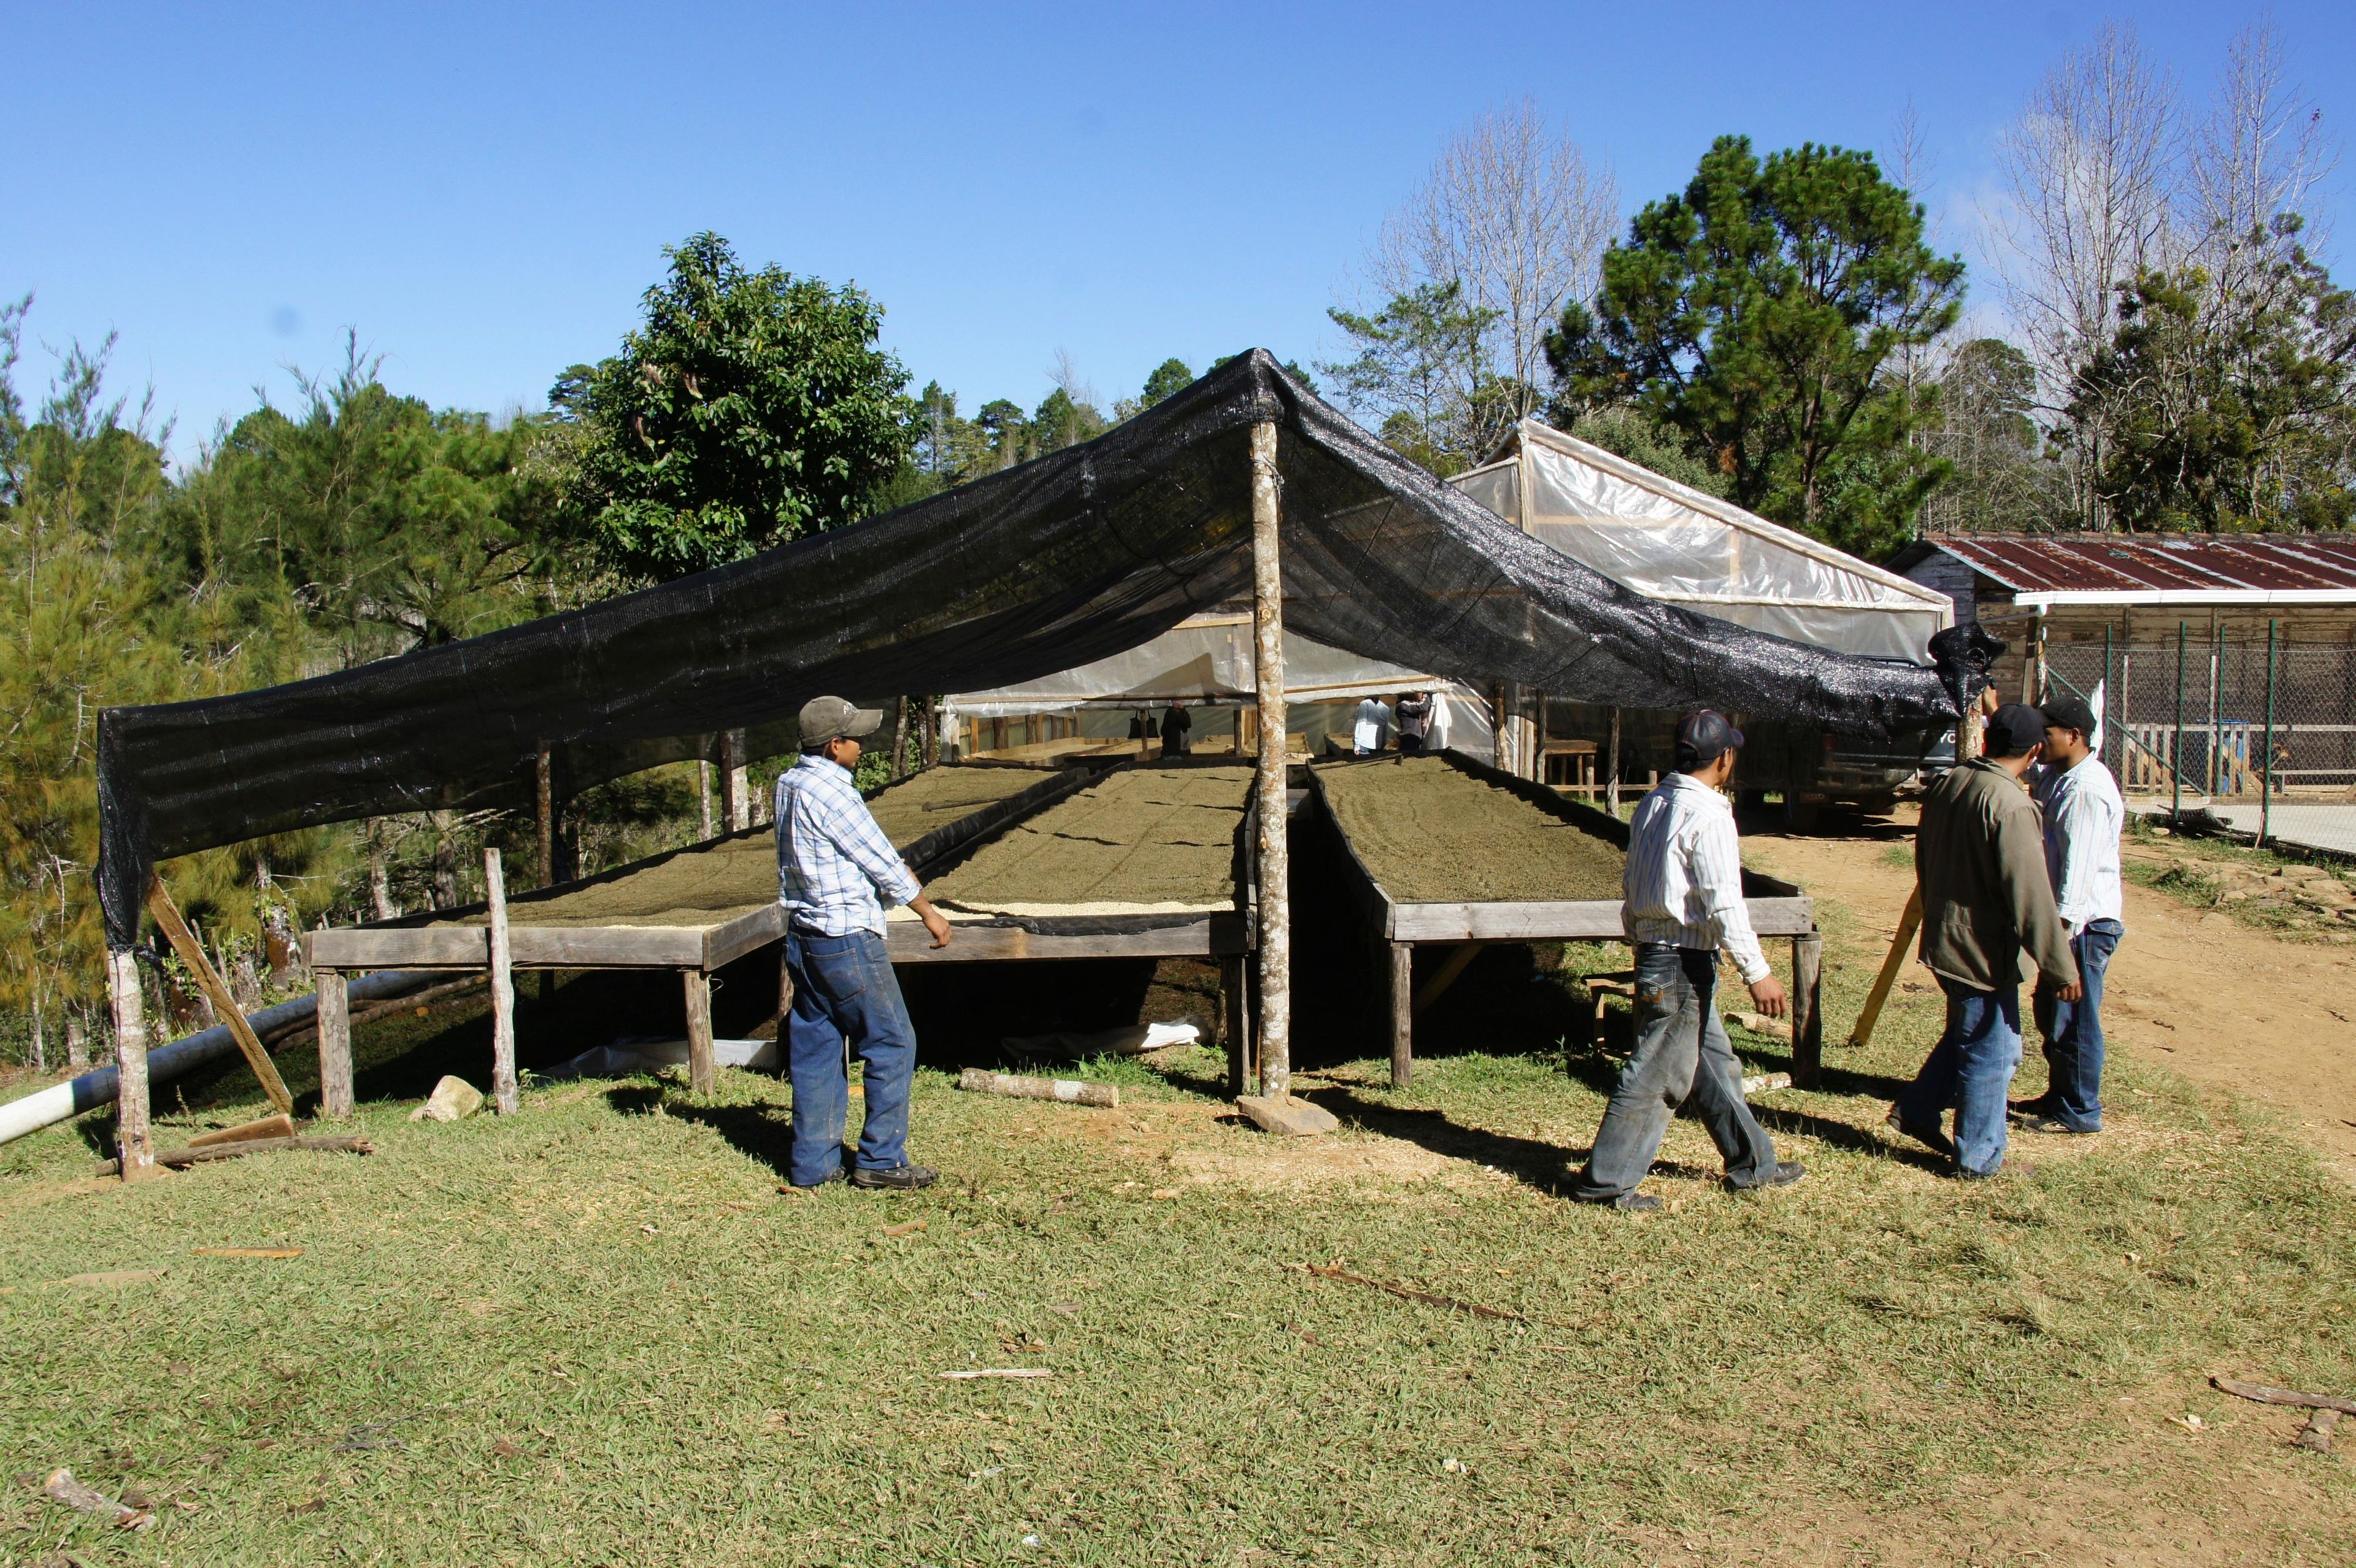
[0, 970, 441, 1147]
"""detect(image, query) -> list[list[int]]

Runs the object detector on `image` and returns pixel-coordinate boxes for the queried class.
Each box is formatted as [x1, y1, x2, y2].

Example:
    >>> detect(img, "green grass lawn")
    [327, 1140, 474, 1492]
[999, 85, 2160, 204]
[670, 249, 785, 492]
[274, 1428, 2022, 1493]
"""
[3, 926, 2352, 1566]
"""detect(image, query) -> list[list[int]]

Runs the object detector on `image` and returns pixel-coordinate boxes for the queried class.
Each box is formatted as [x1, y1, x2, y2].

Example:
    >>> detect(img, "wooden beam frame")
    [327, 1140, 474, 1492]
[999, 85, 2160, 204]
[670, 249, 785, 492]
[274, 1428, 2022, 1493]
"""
[144, 873, 294, 1116]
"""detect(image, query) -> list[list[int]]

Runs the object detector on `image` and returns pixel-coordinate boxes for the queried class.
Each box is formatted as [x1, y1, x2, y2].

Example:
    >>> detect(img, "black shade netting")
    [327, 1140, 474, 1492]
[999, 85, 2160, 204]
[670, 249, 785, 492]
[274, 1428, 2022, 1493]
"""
[96, 350, 1965, 947]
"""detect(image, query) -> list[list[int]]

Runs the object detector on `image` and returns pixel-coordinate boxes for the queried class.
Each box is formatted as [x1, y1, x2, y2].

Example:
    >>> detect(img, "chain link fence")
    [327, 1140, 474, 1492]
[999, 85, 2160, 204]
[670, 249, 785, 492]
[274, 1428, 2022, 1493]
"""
[2046, 631, 2356, 855]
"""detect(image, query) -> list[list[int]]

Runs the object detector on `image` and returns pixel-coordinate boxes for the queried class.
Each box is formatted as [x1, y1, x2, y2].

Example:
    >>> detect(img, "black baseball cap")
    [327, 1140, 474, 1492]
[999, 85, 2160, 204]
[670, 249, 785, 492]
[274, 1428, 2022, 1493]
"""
[1674, 710, 1745, 768]
[2041, 694, 2098, 736]
[1984, 702, 2046, 758]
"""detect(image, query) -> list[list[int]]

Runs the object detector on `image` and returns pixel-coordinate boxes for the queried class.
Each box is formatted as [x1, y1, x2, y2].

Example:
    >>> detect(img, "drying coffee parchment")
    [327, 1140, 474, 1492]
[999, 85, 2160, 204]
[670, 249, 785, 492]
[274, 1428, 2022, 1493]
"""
[431, 764, 1053, 930]
[1316, 755, 1624, 905]
[927, 764, 1252, 916]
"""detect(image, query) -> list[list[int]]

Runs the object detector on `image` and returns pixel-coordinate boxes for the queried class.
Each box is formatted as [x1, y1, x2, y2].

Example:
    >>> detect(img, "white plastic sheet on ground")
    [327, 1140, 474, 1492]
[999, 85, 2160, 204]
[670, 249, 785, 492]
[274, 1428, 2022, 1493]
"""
[1452, 420, 1952, 665]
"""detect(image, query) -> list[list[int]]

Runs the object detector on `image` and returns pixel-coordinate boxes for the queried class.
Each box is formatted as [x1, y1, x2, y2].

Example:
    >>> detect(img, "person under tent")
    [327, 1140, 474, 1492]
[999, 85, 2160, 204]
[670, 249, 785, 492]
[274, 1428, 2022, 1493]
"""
[1394, 690, 1434, 754]
[1352, 694, 1394, 755]
[1161, 699, 1192, 758]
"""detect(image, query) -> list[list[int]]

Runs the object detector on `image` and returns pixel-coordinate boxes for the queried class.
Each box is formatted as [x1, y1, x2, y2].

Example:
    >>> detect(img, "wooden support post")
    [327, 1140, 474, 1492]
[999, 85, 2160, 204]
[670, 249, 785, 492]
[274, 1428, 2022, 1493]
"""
[697, 758, 715, 839]
[1388, 942, 1412, 1089]
[484, 848, 518, 1115]
[720, 729, 749, 831]
[1790, 932, 1823, 1088]
[1411, 941, 1484, 1017]
[1847, 886, 1922, 1051]
[144, 873, 295, 1116]
[315, 969, 353, 1119]
[107, 948, 156, 1182]
[1607, 707, 1622, 815]
[683, 970, 717, 1094]
[1221, 953, 1249, 1097]
[534, 749, 556, 887]
[1247, 419, 1292, 1104]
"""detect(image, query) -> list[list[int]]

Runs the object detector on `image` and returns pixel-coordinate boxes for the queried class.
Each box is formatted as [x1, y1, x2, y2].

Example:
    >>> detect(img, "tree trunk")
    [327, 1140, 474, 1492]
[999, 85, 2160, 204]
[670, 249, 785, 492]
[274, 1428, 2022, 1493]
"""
[367, 819, 397, 921]
[431, 812, 458, 909]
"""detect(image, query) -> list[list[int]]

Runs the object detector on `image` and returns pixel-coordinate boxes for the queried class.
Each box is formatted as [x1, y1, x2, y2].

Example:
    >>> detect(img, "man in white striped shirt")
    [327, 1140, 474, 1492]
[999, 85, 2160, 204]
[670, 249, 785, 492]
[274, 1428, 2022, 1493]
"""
[2017, 693, 2125, 1135]
[1573, 711, 1803, 1212]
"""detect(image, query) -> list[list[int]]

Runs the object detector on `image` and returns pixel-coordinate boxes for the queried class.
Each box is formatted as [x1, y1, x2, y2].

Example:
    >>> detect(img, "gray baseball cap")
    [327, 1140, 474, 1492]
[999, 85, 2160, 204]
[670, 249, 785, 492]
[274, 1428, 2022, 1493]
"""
[798, 695, 884, 747]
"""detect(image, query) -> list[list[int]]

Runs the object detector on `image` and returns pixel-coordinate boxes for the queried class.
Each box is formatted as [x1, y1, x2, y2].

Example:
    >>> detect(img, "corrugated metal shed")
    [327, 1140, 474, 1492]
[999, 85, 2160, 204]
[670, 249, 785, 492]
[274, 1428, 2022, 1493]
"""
[1893, 536, 2356, 605]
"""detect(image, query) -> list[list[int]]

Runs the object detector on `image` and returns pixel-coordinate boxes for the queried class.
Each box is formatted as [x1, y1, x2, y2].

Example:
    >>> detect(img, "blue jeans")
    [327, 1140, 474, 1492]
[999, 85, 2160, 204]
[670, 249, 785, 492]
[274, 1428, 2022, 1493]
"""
[2033, 920, 2120, 1132]
[783, 928, 917, 1185]
[1895, 980, 2023, 1178]
[1573, 945, 1780, 1199]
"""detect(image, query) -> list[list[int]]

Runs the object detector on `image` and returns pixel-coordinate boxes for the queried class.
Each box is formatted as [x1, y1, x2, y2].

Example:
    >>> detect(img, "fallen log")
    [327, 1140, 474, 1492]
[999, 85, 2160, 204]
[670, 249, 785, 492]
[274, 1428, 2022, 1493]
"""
[187, 1113, 297, 1149]
[957, 1067, 1118, 1109]
[2211, 1376, 2356, 1416]
[94, 1134, 372, 1178]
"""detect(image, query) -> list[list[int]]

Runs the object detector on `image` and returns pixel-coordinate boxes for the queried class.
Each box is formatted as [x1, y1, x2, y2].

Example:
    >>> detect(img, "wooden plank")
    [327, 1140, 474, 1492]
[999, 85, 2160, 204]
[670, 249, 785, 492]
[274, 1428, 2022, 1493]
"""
[1221, 953, 1249, 1097]
[1847, 885, 1923, 1051]
[186, 1113, 297, 1148]
[309, 924, 488, 970]
[314, 970, 353, 1118]
[510, 925, 711, 967]
[1791, 932, 1824, 1088]
[682, 970, 716, 1094]
[885, 917, 1236, 964]
[1387, 896, 1812, 943]
[485, 848, 518, 1116]
[94, 1133, 372, 1177]
[107, 948, 156, 1182]
[1388, 942, 1413, 1089]
[702, 904, 788, 970]
[144, 874, 295, 1116]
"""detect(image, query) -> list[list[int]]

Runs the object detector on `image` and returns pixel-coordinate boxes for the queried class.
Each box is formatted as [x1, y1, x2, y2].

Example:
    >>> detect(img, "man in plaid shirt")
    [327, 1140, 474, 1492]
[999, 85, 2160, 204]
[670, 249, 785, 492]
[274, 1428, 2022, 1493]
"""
[776, 696, 952, 1190]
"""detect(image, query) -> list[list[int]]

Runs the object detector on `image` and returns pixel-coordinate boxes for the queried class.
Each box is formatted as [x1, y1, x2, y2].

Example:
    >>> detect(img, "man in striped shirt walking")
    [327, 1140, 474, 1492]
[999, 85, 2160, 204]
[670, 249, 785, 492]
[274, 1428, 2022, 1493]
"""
[776, 696, 954, 1191]
[1573, 711, 1804, 1212]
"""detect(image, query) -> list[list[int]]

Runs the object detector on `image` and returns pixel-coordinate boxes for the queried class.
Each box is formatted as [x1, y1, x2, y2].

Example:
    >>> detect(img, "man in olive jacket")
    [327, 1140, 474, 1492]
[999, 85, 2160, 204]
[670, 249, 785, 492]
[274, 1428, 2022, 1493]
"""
[1889, 703, 2082, 1178]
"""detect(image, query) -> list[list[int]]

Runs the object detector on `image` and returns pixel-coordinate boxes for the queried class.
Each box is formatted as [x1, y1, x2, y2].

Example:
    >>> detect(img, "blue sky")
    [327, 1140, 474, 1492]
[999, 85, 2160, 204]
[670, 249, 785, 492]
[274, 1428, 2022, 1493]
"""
[5, 2, 2347, 458]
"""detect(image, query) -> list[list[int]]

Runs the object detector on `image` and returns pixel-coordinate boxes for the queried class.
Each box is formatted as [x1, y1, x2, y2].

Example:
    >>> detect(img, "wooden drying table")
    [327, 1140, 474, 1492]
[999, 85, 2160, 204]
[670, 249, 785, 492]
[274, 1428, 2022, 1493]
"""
[882, 759, 1258, 1073]
[1307, 750, 1822, 1089]
[301, 762, 1097, 1101]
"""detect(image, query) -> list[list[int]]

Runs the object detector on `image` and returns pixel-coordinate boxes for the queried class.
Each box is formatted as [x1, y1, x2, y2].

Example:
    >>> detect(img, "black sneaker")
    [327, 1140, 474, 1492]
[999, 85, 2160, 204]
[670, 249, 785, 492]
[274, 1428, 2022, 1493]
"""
[2015, 1113, 2093, 1136]
[850, 1164, 938, 1191]
[1732, 1160, 1805, 1191]
[787, 1168, 847, 1191]
[1885, 1105, 1958, 1159]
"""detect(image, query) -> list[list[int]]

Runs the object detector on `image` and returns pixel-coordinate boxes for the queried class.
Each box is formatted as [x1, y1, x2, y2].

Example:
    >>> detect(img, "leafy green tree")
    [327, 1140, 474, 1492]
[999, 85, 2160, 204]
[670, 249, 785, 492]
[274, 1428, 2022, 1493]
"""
[1563, 406, 1731, 498]
[1140, 357, 1194, 406]
[555, 233, 915, 582]
[155, 341, 566, 664]
[2066, 225, 2356, 532]
[1547, 136, 1965, 553]
[1320, 282, 1501, 475]
[1920, 337, 2068, 533]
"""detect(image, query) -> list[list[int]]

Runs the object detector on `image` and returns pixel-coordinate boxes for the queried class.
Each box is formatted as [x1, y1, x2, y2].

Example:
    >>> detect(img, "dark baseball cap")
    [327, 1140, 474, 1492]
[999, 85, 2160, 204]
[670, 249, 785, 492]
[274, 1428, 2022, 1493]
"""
[1674, 710, 1745, 767]
[2040, 693, 2098, 736]
[1984, 702, 2047, 758]
[798, 694, 884, 748]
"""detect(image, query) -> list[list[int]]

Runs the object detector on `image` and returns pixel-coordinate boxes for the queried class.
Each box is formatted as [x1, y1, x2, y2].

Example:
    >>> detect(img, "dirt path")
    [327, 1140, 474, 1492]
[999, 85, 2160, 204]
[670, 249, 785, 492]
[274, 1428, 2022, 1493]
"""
[1742, 805, 2356, 1179]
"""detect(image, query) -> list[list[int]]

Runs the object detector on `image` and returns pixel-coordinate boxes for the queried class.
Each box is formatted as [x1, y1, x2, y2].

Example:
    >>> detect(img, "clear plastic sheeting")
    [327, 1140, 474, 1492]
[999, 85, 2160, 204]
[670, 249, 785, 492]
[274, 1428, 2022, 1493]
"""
[947, 612, 1480, 709]
[95, 353, 1963, 948]
[1452, 420, 1952, 664]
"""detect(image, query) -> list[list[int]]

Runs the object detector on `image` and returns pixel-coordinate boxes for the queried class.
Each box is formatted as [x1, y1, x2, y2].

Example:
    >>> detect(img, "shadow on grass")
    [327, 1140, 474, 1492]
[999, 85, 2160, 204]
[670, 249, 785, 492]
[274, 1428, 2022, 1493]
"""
[1302, 1085, 1585, 1194]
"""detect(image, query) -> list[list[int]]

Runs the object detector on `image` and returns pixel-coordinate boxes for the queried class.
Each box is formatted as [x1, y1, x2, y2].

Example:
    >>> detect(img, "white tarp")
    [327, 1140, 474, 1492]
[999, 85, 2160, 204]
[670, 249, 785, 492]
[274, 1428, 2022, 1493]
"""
[1451, 420, 1952, 664]
[945, 613, 1493, 753]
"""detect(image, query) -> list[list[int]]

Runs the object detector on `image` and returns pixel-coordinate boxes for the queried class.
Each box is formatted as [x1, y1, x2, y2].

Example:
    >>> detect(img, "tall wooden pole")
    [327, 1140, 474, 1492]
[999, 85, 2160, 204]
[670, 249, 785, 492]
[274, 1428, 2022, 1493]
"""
[107, 948, 156, 1182]
[315, 969, 353, 1118]
[534, 749, 556, 888]
[1249, 421, 1291, 1101]
[720, 730, 749, 831]
[485, 847, 518, 1115]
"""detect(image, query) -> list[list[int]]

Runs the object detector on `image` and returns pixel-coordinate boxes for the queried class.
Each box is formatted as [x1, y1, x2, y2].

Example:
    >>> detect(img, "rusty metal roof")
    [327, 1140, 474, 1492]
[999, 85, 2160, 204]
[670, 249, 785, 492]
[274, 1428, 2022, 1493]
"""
[1914, 535, 2356, 599]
